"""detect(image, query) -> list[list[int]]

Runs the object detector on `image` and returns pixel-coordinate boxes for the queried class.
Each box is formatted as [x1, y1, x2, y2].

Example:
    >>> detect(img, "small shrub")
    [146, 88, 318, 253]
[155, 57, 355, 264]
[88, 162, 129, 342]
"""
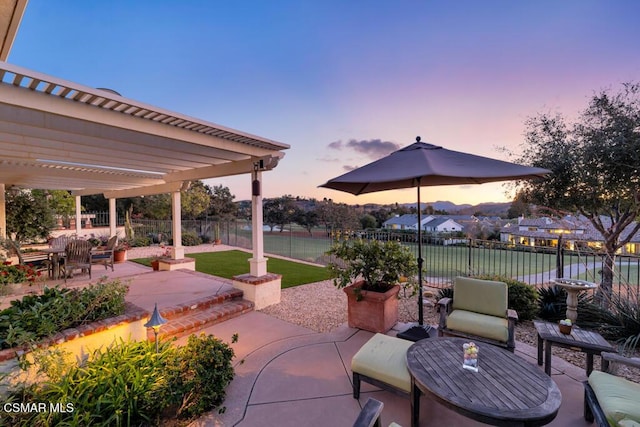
[165, 333, 235, 418]
[9, 335, 236, 425]
[129, 236, 152, 247]
[0, 264, 43, 285]
[0, 278, 129, 349]
[580, 290, 640, 352]
[538, 284, 592, 324]
[182, 231, 202, 246]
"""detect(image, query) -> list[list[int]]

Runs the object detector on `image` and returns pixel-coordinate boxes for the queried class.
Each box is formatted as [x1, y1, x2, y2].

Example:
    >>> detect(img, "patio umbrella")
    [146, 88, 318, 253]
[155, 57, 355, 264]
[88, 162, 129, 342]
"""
[320, 136, 550, 341]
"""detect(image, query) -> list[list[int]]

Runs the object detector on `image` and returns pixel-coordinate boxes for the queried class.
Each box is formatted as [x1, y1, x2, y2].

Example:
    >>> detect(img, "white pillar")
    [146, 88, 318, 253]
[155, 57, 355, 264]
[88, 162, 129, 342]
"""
[249, 168, 268, 276]
[109, 198, 117, 237]
[75, 195, 82, 235]
[171, 190, 184, 259]
[0, 183, 5, 238]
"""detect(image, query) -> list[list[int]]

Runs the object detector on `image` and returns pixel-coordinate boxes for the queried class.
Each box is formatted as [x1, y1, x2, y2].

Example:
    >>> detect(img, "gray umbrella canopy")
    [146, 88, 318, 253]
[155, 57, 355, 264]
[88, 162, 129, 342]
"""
[320, 137, 550, 340]
[320, 138, 550, 195]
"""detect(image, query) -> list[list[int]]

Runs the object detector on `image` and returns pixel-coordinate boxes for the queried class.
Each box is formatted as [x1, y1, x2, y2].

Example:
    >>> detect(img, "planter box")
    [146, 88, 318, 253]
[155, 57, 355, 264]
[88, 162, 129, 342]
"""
[343, 282, 400, 333]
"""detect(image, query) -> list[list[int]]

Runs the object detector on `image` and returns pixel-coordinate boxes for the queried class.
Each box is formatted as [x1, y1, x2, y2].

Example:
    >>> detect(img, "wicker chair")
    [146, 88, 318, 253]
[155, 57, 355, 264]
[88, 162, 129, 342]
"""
[63, 239, 92, 282]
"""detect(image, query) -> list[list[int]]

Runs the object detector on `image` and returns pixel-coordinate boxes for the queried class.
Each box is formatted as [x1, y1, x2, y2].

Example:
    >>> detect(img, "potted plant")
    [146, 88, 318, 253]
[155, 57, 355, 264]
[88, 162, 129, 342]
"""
[113, 241, 129, 263]
[326, 238, 418, 333]
[151, 247, 171, 271]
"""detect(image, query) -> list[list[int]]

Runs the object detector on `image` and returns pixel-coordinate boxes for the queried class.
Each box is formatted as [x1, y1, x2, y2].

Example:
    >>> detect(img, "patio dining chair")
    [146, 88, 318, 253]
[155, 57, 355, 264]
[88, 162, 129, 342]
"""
[62, 239, 92, 283]
[90, 235, 118, 271]
[6, 239, 50, 274]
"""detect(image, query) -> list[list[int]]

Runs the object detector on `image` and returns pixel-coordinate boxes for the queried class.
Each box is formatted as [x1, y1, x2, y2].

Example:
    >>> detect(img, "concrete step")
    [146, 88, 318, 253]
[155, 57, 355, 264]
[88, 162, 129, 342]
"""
[147, 288, 254, 341]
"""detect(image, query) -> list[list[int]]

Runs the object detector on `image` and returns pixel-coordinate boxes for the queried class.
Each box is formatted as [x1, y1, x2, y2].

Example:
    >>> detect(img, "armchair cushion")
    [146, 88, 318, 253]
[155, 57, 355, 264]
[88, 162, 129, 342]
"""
[588, 370, 640, 426]
[452, 277, 508, 318]
[445, 310, 509, 343]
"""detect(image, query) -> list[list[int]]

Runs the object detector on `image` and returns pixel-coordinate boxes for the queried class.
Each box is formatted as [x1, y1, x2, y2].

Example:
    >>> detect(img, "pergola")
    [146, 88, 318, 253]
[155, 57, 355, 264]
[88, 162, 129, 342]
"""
[0, 0, 289, 277]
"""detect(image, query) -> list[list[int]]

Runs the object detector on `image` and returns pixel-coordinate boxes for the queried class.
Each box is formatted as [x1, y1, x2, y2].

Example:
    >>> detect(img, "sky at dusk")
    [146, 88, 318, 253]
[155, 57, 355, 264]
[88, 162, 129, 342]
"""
[8, 1, 640, 206]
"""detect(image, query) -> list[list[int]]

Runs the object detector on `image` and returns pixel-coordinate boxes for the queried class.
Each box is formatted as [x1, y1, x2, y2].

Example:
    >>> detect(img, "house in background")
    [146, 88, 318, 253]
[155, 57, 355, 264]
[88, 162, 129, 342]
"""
[500, 216, 640, 255]
[382, 214, 464, 233]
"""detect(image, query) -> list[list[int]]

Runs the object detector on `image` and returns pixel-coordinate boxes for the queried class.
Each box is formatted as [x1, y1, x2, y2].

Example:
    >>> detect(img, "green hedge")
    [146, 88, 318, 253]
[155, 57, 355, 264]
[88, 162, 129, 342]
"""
[0, 278, 128, 349]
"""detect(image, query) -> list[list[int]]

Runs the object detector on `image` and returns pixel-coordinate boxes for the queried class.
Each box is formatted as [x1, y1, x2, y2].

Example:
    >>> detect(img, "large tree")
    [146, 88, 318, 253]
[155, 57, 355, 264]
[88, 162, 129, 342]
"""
[515, 82, 640, 296]
[5, 189, 56, 243]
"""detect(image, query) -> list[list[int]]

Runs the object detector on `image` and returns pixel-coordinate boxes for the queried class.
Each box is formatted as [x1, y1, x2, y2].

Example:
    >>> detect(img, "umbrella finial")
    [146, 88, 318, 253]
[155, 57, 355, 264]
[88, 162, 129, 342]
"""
[416, 136, 421, 142]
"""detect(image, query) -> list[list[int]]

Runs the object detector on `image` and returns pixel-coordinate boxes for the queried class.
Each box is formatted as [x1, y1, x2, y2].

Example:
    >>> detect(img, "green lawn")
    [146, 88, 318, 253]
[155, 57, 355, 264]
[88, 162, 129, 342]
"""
[133, 250, 330, 288]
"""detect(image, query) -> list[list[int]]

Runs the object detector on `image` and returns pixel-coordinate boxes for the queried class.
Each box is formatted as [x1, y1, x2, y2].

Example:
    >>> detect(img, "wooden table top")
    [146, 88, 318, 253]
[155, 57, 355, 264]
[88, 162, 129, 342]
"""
[533, 320, 614, 352]
[406, 338, 561, 426]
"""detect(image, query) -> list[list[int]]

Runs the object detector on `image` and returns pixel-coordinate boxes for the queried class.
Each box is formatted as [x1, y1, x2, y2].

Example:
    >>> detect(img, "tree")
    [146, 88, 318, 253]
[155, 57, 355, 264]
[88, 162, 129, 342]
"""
[507, 191, 531, 219]
[5, 189, 56, 243]
[515, 82, 640, 297]
[294, 209, 319, 235]
[181, 180, 211, 220]
[209, 185, 237, 219]
[263, 196, 297, 232]
[359, 213, 377, 230]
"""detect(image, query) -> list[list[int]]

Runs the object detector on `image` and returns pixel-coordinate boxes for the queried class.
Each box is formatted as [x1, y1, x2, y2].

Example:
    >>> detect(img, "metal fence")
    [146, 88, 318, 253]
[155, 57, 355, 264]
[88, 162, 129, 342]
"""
[89, 213, 640, 295]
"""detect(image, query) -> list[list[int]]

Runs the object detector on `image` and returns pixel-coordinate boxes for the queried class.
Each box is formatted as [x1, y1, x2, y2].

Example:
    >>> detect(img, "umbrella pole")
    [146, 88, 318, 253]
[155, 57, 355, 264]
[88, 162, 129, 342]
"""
[396, 181, 432, 342]
[417, 184, 424, 325]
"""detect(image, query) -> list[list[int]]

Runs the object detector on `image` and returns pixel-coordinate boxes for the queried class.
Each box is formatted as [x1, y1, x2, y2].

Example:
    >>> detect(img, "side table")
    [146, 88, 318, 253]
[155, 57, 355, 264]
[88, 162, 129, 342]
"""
[533, 320, 614, 376]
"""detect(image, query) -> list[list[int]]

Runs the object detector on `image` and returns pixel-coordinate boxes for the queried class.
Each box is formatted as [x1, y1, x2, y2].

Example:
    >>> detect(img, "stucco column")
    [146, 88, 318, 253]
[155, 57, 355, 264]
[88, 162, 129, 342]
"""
[109, 198, 117, 237]
[75, 195, 82, 235]
[0, 183, 5, 238]
[249, 168, 268, 276]
[171, 190, 184, 259]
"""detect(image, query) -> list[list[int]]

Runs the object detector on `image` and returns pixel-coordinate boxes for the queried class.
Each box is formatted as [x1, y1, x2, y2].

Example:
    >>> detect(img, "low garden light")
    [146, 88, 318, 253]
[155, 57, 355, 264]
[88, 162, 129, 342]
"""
[144, 303, 167, 353]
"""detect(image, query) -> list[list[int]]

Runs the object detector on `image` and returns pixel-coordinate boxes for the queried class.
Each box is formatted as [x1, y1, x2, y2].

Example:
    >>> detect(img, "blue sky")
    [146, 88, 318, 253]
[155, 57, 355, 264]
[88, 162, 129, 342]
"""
[9, 1, 640, 205]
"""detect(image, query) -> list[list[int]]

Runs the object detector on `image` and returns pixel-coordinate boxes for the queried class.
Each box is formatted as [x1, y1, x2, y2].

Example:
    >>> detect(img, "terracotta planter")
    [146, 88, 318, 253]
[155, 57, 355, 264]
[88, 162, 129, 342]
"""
[114, 250, 127, 263]
[343, 282, 400, 333]
[151, 260, 160, 271]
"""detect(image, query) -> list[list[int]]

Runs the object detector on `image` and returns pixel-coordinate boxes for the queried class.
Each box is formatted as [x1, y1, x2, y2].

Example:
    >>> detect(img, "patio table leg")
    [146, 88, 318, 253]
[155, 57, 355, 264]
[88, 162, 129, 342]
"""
[537, 333, 543, 366]
[411, 378, 421, 427]
[544, 340, 552, 376]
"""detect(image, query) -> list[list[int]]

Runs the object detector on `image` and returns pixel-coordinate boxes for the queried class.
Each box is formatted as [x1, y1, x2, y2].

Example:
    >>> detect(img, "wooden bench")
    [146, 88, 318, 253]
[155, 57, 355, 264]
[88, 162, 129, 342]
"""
[351, 333, 414, 399]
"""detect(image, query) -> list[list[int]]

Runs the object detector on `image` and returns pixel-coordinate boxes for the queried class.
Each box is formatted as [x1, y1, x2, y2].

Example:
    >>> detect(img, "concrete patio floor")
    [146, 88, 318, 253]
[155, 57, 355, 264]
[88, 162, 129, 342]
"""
[3, 256, 593, 427]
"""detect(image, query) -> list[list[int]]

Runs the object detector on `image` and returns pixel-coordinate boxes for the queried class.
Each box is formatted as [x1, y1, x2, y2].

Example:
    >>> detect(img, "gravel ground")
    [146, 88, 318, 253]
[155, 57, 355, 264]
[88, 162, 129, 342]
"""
[260, 279, 640, 382]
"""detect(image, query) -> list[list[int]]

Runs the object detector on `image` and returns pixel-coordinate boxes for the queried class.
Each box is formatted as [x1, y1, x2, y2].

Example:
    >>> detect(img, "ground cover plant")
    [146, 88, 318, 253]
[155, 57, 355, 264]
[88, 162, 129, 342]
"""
[0, 278, 128, 349]
[133, 250, 330, 288]
[7, 334, 235, 426]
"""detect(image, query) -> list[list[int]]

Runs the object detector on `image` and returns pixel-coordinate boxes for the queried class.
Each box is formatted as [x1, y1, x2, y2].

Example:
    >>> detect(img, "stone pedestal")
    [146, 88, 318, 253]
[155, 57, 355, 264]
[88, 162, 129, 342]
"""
[232, 273, 282, 310]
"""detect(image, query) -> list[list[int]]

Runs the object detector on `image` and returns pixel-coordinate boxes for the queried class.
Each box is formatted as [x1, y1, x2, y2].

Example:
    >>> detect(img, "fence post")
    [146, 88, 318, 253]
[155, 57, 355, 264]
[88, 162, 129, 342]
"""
[556, 234, 564, 278]
[468, 238, 472, 275]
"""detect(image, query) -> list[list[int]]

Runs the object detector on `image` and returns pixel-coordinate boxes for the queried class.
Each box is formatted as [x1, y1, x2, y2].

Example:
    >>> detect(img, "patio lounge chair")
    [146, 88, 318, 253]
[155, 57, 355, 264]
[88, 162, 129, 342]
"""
[584, 352, 640, 426]
[438, 276, 518, 352]
[90, 235, 118, 271]
[63, 239, 92, 282]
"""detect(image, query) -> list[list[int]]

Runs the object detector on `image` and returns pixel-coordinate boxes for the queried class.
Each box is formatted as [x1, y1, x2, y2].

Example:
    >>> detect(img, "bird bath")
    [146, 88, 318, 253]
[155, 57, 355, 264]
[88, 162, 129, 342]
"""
[550, 278, 598, 323]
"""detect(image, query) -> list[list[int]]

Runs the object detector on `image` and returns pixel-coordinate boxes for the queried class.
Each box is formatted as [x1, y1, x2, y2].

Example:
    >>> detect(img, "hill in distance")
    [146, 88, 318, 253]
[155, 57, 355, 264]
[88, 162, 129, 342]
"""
[400, 201, 511, 216]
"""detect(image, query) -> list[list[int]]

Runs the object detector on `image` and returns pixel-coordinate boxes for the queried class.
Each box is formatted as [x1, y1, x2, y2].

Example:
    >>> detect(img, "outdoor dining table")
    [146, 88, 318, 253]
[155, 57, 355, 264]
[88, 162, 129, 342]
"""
[406, 337, 562, 427]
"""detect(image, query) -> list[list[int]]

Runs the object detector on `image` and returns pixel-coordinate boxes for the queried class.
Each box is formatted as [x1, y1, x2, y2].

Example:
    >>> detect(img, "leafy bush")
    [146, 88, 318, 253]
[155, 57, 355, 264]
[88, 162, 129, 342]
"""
[0, 278, 129, 349]
[0, 264, 42, 285]
[182, 231, 203, 246]
[129, 236, 152, 247]
[326, 239, 418, 293]
[164, 333, 235, 418]
[537, 285, 591, 324]
[580, 291, 640, 353]
[9, 335, 235, 425]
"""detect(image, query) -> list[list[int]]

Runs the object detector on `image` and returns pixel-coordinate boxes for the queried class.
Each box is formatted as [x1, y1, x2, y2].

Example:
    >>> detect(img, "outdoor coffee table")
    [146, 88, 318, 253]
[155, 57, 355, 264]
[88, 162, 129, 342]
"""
[533, 320, 614, 376]
[406, 337, 561, 427]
